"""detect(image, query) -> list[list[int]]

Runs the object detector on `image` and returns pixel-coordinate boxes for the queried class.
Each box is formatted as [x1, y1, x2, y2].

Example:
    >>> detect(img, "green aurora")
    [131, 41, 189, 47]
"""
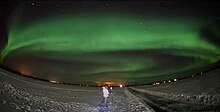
[1, 13, 219, 85]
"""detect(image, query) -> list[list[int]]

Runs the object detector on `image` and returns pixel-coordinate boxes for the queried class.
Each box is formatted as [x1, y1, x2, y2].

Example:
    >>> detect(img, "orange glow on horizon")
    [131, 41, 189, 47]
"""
[17, 66, 32, 76]
[103, 82, 114, 85]
[95, 81, 123, 86]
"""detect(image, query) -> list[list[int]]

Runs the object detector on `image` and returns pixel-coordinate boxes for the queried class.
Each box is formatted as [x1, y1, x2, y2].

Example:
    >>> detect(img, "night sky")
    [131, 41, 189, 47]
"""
[0, 1, 220, 85]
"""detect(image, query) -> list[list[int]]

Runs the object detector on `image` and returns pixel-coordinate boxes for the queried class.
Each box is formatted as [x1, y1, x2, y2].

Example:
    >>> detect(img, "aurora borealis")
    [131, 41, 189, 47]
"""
[0, 1, 219, 85]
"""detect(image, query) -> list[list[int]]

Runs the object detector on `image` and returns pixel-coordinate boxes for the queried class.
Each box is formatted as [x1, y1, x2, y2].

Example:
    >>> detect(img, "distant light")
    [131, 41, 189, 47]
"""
[49, 80, 59, 84]
[163, 81, 166, 83]
[174, 79, 178, 82]
[201, 72, 203, 75]
[156, 82, 160, 85]
[102, 82, 115, 86]
[119, 85, 123, 88]
[152, 82, 160, 86]
[168, 80, 171, 83]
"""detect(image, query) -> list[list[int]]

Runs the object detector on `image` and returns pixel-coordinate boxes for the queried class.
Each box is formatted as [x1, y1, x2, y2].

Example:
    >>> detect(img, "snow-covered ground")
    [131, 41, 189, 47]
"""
[129, 66, 220, 111]
[0, 68, 151, 112]
[1, 66, 219, 112]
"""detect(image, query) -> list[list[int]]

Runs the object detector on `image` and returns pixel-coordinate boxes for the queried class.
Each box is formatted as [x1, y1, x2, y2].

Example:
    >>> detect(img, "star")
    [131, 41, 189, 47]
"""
[105, 3, 111, 7]
[31, 2, 35, 6]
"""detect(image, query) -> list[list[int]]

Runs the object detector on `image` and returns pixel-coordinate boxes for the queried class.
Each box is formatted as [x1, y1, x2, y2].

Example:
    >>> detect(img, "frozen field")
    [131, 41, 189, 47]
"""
[1, 66, 220, 112]
[129, 66, 220, 111]
[0, 68, 151, 112]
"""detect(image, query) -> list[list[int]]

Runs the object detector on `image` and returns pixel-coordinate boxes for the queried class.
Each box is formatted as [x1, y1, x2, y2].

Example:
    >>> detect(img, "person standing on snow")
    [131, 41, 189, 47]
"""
[102, 86, 109, 107]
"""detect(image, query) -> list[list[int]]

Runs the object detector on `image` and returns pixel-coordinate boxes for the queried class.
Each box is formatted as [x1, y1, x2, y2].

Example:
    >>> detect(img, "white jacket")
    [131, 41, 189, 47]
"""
[103, 87, 109, 97]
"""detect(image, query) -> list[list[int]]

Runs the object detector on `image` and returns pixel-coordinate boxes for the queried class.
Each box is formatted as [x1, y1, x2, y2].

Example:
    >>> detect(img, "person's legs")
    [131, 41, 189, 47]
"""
[104, 97, 108, 107]
[107, 96, 109, 103]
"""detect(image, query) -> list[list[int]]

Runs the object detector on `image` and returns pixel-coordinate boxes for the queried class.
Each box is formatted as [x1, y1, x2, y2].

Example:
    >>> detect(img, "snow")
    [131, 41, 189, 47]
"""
[129, 67, 220, 111]
[2, 66, 219, 111]
[0, 68, 150, 112]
